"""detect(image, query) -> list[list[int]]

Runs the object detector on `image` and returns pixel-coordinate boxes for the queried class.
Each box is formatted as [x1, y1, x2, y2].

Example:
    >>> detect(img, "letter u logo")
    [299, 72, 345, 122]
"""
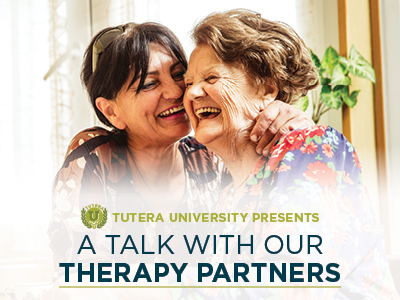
[88, 211, 100, 221]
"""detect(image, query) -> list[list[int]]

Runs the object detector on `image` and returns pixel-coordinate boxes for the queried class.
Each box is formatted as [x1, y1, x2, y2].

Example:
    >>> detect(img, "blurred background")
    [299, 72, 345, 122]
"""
[0, 0, 399, 298]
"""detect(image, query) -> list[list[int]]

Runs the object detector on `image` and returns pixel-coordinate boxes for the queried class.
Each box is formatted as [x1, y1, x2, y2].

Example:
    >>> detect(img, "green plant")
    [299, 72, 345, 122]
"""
[295, 45, 376, 124]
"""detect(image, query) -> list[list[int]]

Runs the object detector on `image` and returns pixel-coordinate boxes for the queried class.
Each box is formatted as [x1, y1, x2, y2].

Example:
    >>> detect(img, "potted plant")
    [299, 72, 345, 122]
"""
[295, 45, 376, 124]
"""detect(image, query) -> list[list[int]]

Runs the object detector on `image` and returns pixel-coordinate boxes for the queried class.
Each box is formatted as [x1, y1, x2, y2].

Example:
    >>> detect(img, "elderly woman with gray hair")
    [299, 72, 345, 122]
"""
[184, 9, 398, 299]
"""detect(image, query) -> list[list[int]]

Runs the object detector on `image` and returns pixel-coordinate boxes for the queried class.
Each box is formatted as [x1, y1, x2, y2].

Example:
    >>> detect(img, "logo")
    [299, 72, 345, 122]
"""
[81, 204, 108, 229]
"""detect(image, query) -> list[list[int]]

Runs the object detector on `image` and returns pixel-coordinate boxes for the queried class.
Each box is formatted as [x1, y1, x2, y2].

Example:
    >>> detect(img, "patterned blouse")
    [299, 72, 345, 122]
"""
[48, 127, 228, 278]
[203, 125, 398, 300]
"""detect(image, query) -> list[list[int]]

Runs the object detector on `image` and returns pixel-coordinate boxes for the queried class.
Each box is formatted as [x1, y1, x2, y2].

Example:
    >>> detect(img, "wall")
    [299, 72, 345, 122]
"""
[380, 0, 400, 256]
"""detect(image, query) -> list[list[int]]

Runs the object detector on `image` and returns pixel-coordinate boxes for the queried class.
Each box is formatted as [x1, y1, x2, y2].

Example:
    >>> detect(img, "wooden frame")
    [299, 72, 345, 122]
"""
[337, 0, 351, 142]
[337, 0, 390, 252]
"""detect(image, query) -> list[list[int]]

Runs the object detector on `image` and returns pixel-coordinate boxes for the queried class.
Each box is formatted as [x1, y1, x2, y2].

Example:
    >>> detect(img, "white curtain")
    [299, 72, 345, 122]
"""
[91, 0, 136, 33]
[0, 0, 52, 239]
[89, 0, 327, 58]
[93, 0, 301, 57]
[0, 0, 54, 292]
[48, 0, 74, 170]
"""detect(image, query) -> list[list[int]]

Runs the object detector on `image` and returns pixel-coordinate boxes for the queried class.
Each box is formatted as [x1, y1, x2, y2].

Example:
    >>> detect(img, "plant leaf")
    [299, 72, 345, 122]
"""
[320, 77, 331, 85]
[310, 49, 321, 69]
[310, 49, 326, 76]
[348, 45, 376, 83]
[334, 85, 348, 98]
[321, 85, 343, 109]
[321, 46, 339, 76]
[293, 95, 309, 111]
[343, 90, 360, 108]
[331, 65, 351, 86]
[343, 95, 357, 108]
[333, 85, 360, 108]
[321, 84, 331, 95]
[339, 56, 350, 74]
[350, 90, 360, 99]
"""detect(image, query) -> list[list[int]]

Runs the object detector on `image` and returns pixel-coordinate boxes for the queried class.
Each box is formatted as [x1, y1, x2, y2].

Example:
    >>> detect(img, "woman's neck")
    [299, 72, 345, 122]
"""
[126, 138, 185, 212]
[206, 135, 260, 190]
[127, 139, 183, 185]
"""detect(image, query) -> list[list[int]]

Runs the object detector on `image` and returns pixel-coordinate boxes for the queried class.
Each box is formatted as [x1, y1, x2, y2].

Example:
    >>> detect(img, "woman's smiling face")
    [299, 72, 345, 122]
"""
[108, 43, 191, 146]
[184, 44, 269, 147]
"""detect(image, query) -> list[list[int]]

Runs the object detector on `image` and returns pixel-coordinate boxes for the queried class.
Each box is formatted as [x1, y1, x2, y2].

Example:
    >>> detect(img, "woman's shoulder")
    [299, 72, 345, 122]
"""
[64, 127, 112, 155]
[265, 125, 359, 173]
[179, 135, 206, 150]
[54, 127, 130, 194]
[59, 126, 125, 170]
[275, 125, 350, 153]
[283, 125, 345, 142]
[178, 135, 219, 164]
[178, 136, 228, 185]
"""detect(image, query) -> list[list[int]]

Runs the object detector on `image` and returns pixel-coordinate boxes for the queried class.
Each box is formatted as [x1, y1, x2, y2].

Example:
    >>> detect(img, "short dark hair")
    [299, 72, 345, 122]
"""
[192, 9, 319, 103]
[81, 22, 187, 132]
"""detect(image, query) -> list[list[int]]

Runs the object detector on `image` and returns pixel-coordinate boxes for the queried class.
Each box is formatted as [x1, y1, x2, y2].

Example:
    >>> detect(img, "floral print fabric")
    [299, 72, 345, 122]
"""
[217, 125, 399, 299]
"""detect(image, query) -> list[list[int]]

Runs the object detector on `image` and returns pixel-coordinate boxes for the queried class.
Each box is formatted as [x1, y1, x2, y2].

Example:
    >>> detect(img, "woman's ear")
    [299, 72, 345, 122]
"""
[262, 84, 279, 102]
[95, 97, 126, 130]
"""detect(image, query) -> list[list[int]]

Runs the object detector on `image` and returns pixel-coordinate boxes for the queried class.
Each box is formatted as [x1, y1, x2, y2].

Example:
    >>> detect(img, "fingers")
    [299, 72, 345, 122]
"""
[252, 101, 295, 155]
[259, 133, 281, 157]
[255, 123, 287, 156]
[253, 101, 314, 156]
[264, 102, 312, 137]
[250, 103, 280, 143]
[284, 117, 314, 132]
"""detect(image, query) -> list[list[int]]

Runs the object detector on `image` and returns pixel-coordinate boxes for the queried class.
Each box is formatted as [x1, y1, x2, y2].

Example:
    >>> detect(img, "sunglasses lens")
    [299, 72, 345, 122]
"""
[92, 23, 135, 73]
[95, 28, 123, 49]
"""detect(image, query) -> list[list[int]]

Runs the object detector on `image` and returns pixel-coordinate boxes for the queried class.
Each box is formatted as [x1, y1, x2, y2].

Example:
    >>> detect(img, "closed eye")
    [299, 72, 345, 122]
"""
[140, 81, 159, 91]
[205, 75, 218, 83]
[173, 71, 185, 81]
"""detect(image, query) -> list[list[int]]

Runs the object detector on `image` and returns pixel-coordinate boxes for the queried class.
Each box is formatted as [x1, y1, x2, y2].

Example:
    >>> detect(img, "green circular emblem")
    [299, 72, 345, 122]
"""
[81, 204, 108, 229]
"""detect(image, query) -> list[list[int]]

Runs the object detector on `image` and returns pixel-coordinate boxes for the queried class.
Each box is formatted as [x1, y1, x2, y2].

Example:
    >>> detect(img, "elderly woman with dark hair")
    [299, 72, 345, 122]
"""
[184, 9, 398, 299]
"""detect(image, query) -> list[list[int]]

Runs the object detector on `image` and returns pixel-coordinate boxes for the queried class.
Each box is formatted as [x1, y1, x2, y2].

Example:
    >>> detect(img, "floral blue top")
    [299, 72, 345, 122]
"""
[209, 125, 399, 299]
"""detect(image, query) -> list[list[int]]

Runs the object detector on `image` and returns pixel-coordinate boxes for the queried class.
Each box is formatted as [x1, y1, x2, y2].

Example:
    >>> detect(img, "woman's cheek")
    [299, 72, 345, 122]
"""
[221, 83, 259, 123]
[218, 92, 249, 136]
[220, 81, 244, 115]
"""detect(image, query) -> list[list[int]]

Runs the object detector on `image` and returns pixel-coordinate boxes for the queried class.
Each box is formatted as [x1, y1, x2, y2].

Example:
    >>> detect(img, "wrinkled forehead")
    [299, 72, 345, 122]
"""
[186, 45, 224, 77]
[185, 44, 249, 81]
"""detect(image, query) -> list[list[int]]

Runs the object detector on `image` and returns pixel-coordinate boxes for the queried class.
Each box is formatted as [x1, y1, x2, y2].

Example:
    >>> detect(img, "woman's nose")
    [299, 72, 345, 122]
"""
[185, 83, 206, 101]
[162, 80, 184, 100]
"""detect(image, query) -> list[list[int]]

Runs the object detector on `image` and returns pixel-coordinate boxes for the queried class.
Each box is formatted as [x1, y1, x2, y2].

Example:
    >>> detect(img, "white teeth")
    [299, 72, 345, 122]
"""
[159, 104, 184, 117]
[195, 107, 221, 119]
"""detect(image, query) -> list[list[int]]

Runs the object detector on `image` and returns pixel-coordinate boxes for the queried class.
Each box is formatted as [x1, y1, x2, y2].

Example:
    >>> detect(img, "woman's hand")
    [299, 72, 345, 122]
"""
[250, 101, 314, 156]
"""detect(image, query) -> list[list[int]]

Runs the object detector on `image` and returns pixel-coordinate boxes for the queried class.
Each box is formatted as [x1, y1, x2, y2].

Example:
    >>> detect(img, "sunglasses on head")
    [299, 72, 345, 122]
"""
[92, 23, 135, 73]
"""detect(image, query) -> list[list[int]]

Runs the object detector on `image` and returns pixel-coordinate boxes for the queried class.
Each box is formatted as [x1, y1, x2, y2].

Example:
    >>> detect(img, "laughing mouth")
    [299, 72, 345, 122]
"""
[195, 107, 221, 120]
[159, 104, 185, 117]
